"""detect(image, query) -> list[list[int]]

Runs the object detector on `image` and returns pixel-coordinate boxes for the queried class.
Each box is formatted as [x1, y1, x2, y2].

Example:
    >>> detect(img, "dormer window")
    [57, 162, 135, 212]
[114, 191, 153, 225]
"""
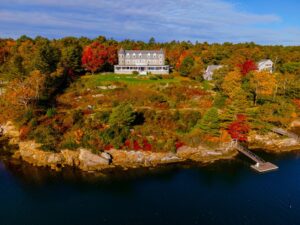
[147, 53, 150, 58]
[153, 53, 157, 58]
[159, 54, 162, 58]
[126, 53, 130, 58]
[139, 53, 142, 58]
[133, 53, 136, 58]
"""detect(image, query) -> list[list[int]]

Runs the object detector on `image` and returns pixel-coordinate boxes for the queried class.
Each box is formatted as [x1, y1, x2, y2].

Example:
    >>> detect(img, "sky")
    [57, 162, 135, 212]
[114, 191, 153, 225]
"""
[0, 0, 300, 45]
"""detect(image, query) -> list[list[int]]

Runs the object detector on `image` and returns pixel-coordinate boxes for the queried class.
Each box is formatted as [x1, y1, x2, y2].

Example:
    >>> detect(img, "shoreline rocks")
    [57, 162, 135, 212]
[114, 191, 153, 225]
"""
[11, 140, 236, 172]
[2, 120, 300, 172]
[78, 148, 111, 171]
[248, 132, 300, 152]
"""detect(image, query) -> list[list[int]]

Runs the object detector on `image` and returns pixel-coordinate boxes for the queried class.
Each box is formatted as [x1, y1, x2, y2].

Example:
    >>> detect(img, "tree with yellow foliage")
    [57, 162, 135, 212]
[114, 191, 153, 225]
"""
[221, 69, 242, 99]
[250, 71, 276, 105]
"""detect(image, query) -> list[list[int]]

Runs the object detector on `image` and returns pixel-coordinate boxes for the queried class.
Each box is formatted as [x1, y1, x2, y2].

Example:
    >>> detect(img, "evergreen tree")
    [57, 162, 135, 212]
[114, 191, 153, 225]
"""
[198, 107, 220, 136]
[10, 54, 25, 77]
[34, 41, 60, 74]
[148, 37, 156, 45]
[220, 88, 250, 128]
[60, 44, 83, 74]
[179, 56, 194, 77]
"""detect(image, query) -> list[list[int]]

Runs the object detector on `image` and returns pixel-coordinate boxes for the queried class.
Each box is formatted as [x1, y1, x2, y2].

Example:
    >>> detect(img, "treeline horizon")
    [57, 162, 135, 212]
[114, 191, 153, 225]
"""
[1, 34, 300, 80]
[2, 35, 299, 47]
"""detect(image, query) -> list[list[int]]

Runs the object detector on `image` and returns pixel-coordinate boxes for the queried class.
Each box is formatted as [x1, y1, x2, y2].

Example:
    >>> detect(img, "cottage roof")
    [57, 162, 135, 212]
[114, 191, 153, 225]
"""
[258, 59, 273, 64]
[119, 49, 164, 54]
[203, 65, 224, 80]
[118, 49, 165, 60]
[206, 65, 223, 73]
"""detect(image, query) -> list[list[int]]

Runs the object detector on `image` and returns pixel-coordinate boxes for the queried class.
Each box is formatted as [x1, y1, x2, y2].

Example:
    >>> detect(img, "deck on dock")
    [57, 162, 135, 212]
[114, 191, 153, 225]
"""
[251, 162, 278, 173]
[233, 141, 278, 173]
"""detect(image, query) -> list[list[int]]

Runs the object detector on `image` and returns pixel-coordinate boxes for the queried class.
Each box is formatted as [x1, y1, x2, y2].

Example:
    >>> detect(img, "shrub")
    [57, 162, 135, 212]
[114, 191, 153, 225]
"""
[149, 94, 167, 104]
[112, 100, 120, 107]
[17, 109, 34, 126]
[31, 125, 60, 152]
[109, 103, 136, 128]
[141, 109, 157, 123]
[164, 138, 177, 153]
[155, 75, 163, 79]
[94, 111, 110, 124]
[213, 93, 227, 108]
[29, 118, 38, 127]
[46, 108, 57, 118]
[132, 71, 139, 75]
[149, 76, 158, 80]
[163, 74, 174, 79]
[177, 111, 201, 133]
[60, 137, 79, 150]
[111, 126, 131, 149]
[202, 80, 211, 91]
[182, 129, 203, 147]
[71, 109, 84, 125]
[19, 126, 31, 140]
[99, 127, 115, 145]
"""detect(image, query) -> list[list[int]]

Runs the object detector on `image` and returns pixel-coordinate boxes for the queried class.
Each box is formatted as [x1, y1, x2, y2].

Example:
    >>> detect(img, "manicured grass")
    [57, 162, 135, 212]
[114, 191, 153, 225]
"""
[81, 73, 181, 87]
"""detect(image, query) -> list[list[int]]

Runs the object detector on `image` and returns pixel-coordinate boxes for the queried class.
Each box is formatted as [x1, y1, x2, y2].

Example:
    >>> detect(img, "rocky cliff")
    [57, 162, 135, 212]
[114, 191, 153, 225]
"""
[1, 121, 236, 172]
[2, 120, 300, 172]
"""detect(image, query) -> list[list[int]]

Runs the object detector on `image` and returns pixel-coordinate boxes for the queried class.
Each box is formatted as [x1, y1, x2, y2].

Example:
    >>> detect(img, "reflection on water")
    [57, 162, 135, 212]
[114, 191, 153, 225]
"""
[1, 150, 300, 225]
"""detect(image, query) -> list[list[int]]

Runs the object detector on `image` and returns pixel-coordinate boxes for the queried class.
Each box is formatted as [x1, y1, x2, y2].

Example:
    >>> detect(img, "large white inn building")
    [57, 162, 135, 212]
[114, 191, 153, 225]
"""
[114, 48, 169, 75]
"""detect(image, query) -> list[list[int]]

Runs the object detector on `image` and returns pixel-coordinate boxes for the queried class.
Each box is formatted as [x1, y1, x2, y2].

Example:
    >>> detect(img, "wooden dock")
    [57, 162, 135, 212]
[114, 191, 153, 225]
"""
[272, 128, 300, 141]
[233, 142, 278, 173]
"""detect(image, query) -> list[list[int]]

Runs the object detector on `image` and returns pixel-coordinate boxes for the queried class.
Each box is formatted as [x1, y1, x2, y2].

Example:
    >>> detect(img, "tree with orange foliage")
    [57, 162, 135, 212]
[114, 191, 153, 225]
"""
[175, 51, 188, 70]
[5, 70, 45, 109]
[0, 40, 14, 65]
[250, 71, 276, 105]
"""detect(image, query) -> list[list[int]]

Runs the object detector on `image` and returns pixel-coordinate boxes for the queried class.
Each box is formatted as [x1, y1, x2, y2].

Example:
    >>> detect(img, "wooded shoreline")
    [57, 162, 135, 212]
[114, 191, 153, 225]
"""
[1, 121, 299, 173]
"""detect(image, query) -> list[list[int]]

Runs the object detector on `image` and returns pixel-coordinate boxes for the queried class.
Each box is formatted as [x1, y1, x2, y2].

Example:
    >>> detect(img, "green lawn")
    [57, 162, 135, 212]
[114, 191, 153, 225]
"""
[81, 73, 181, 87]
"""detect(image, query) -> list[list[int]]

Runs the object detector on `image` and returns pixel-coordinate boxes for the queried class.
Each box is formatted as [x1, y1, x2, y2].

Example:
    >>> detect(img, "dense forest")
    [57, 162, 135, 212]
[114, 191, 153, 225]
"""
[0, 35, 299, 152]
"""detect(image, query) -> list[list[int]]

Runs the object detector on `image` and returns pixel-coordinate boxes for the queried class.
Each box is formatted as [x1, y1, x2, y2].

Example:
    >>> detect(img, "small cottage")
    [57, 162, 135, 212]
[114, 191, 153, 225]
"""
[257, 59, 273, 73]
[203, 65, 224, 80]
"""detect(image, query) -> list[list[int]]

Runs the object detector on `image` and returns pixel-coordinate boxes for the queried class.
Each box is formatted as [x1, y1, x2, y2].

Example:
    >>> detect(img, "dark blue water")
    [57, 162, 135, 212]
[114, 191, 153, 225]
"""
[1, 151, 300, 225]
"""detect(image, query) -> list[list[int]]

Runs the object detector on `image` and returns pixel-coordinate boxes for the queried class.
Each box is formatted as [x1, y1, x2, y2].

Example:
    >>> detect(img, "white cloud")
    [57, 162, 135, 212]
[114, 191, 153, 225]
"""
[0, 0, 299, 44]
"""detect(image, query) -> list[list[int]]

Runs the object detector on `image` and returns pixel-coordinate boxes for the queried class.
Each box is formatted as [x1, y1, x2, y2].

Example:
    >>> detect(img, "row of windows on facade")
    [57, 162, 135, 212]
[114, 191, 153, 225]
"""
[115, 66, 168, 70]
[123, 60, 163, 64]
[120, 53, 163, 58]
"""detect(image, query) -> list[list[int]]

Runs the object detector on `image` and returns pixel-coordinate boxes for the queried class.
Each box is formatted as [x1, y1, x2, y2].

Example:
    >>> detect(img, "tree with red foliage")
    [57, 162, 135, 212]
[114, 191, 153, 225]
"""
[142, 139, 152, 151]
[124, 139, 152, 151]
[133, 140, 142, 151]
[293, 99, 300, 109]
[227, 114, 250, 142]
[175, 141, 185, 150]
[104, 144, 114, 151]
[81, 42, 117, 74]
[239, 60, 257, 76]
